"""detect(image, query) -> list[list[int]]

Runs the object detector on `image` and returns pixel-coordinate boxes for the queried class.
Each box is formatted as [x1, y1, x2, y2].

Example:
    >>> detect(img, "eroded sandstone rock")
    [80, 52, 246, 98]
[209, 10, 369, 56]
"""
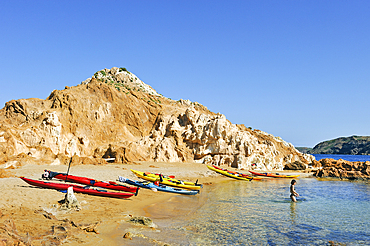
[0, 67, 313, 170]
[313, 158, 370, 179]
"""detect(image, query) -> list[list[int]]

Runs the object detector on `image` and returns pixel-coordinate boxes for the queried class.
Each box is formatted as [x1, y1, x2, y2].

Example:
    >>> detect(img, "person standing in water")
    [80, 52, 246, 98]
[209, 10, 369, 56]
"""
[290, 179, 299, 202]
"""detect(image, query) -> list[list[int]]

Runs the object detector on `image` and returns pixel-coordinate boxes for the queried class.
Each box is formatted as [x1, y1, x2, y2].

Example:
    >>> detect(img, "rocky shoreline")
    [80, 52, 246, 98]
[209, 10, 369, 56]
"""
[1, 158, 369, 245]
[312, 158, 370, 180]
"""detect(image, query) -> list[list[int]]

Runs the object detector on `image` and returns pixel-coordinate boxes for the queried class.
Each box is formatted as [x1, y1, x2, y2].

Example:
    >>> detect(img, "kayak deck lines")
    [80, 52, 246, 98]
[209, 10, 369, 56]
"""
[20, 177, 135, 199]
[118, 176, 199, 195]
[207, 165, 255, 181]
[42, 170, 139, 194]
[130, 169, 202, 190]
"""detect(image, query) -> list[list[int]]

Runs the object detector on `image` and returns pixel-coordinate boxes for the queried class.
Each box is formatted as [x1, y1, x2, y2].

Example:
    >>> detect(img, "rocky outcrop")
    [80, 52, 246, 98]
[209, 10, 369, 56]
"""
[309, 135, 370, 155]
[312, 158, 370, 179]
[0, 67, 313, 170]
[284, 161, 307, 170]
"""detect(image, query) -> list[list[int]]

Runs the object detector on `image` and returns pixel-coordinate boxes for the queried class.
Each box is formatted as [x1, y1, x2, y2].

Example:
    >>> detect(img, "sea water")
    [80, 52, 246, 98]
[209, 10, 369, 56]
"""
[312, 153, 370, 162]
[118, 154, 370, 245]
[143, 178, 370, 246]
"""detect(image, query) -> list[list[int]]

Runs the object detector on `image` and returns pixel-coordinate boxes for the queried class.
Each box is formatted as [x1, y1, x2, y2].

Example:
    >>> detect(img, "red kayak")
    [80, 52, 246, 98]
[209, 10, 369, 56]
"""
[20, 177, 134, 199]
[42, 170, 139, 194]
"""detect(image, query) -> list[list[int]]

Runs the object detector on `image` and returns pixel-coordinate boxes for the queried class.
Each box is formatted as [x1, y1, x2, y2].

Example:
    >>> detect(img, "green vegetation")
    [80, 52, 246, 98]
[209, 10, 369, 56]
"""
[119, 67, 128, 72]
[295, 147, 313, 154]
[93, 70, 107, 78]
[309, 135, 370, 155]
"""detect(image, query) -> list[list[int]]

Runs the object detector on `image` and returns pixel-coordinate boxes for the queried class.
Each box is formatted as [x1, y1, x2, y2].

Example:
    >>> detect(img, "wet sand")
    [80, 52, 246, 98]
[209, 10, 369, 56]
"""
[0, 162, 311, 245]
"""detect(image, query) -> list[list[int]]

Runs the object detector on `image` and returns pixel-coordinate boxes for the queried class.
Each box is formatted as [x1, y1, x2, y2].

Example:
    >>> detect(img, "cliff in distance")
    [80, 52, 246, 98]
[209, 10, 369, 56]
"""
[0, 67, 314, 170]
[308, 136, 370, 155]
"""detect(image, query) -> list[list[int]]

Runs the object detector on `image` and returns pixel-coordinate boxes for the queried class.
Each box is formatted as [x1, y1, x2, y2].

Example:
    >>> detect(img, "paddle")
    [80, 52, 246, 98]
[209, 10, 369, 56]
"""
[65, 157, 72, 183]
[134, 187, 140, 196]
[155, 173, 175, 178]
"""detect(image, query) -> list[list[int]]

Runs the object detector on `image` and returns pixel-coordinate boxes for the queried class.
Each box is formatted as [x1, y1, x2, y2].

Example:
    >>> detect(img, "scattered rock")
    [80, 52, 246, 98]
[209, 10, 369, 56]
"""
[0, 169, 13, 178]
[77, 222, 100, 234]
[128, 216, 156, 228]
[67, 219, 100, 234]
[123, 232, 133, 240]
[34, 209, 58, 220]
[0, 209, 74, 245]
[58, 187, 81, 210]
[284, 161, 307, 170]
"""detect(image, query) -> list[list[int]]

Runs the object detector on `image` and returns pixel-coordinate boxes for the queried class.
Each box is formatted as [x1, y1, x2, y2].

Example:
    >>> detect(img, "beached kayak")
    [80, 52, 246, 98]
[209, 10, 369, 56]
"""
[118, 177, 199, 195]
[249, 171, 300, 178]
[207, 165, 254, 181]
[129, 170, 202, 187]
[211, 165, 263, 180]
[42, 170, 139, 194]
[131, 169, 201, 190]
[20, 177, 135, 199]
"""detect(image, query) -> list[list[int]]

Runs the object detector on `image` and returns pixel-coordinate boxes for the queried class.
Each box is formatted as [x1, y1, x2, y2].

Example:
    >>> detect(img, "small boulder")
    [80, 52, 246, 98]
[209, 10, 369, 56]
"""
[128, 216, 156, 228]
[284, 161, 306, 170]
[59, 187, 81, 210]
[123, 232, 133, 240]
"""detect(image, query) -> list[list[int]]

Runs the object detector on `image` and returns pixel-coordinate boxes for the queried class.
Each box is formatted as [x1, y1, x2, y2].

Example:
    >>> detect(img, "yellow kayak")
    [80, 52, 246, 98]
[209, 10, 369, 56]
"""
[130, 170, 200, 186]
[210, 165, 263, 180]
[130, 169, 201, 190]
[207, 165, 255, 181]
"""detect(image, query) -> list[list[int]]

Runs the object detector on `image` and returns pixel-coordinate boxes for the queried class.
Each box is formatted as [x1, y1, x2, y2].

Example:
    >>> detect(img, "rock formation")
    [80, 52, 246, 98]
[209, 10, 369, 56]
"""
[284, 161, 307, 170]
[0, 67, 314, 170]
[312, 158, 370, 179]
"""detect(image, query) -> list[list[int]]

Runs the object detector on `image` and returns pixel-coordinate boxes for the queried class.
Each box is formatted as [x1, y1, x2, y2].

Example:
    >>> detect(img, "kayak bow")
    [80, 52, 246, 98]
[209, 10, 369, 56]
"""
[118, 177, 199, 195]
[207, 165, 254, 181]
[130, 169, 201, 190]
[42, 170, 139, 194]
[21, 177, 134, 199]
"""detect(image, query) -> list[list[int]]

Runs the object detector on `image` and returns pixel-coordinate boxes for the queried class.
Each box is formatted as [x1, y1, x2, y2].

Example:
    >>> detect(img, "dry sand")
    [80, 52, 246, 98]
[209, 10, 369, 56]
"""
[0, 162, 312, 245]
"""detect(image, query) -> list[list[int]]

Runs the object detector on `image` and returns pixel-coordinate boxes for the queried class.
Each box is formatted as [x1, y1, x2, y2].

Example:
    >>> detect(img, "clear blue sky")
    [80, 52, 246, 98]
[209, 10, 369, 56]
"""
[1, 1, 370, 147]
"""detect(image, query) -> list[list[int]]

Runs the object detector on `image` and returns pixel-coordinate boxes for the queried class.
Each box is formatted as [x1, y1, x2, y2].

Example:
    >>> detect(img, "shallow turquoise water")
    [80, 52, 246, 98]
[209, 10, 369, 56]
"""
[144, 178, 370, 245]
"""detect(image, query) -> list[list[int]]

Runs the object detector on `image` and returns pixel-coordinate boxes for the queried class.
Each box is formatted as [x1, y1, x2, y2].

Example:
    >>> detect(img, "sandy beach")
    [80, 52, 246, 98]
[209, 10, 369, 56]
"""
[0, 162, 311, 245]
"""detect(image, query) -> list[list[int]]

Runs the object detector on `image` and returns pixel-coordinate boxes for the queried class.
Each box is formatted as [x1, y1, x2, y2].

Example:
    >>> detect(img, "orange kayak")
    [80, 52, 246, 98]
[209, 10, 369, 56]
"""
[249, 171, 300, 178]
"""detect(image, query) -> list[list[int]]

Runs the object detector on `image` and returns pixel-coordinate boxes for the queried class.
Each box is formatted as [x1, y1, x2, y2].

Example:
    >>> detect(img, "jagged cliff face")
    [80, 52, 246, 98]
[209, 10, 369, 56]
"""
[0, 67, 314, 170]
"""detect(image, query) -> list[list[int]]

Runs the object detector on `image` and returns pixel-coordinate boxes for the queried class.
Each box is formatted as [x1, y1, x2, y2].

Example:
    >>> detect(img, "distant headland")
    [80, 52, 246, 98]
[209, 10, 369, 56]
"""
[297, 135, 370, 155]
